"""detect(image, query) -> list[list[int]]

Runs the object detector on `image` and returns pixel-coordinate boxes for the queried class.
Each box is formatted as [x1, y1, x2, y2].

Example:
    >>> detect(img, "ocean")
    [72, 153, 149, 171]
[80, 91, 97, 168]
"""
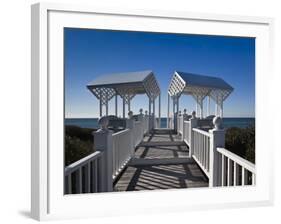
[65, 117, 255, 129]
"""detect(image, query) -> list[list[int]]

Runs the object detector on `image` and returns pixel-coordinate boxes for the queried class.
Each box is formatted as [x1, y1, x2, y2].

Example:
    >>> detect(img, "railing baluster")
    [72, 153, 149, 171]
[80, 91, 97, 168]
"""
[75, 167, 83, 193]
[242, 167, 245, 186]
[252, 173, 256, 185]
[233, 161, 237, 186]
[221, 155, 225, 186]
[85, 163, 91, 193]
[227, 158, 233, 186]
[244, 169, 249, 185]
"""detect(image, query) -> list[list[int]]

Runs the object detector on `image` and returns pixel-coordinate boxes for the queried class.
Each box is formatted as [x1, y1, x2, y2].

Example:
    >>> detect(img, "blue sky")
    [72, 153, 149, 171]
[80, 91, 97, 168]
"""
[64, 28, 255, 118]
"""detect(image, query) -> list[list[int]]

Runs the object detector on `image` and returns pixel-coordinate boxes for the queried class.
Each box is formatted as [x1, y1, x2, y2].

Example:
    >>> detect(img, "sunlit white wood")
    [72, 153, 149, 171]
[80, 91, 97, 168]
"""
[221, 155, 225, 186]
[115, 94, 118, 116]
[242, 167, 245, 186]
[216, 148, 255, 174]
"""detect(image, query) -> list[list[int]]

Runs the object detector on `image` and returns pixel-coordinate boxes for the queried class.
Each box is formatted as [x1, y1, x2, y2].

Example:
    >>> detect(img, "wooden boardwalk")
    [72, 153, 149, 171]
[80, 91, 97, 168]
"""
[114, 129, 208, 191]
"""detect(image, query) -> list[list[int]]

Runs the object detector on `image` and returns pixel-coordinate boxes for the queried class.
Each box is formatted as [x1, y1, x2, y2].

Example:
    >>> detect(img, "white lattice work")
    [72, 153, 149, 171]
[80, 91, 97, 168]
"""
[168, 71, 233, 119]
[90, 87, 116, 105]
[87, 70, 161, 120]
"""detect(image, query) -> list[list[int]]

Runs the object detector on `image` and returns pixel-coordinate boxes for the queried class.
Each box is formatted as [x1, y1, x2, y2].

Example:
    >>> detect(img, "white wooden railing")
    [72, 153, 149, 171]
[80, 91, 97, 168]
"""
[183, 120, 191, 146]
[112, 129, 132, 180]
[217, 147, 256, 186]
[192, 128, 211, 177]
[64, 151, 103, 194]
[143, 115, 149, 134]
[180, 112, 256, 187]
[64, 112, 149, 193]
[133, 121, 143, 147]
[177, 115, 184, 135]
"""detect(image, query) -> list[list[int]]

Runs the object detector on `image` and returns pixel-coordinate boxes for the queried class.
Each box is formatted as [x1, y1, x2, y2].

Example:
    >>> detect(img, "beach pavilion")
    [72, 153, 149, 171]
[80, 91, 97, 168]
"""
[87, 70, 161, 127]
[167, 71, 234, 127]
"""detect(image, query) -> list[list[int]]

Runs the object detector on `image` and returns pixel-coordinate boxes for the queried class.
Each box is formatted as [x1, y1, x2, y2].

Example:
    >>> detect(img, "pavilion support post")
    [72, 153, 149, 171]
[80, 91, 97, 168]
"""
[208, 96, 210, 117]
[148, 97, 152, 131]
[105, 101, 108, 116]
[220, 103, 223, 118]
[105, 92, 109, 116]
[122, 97, 125, 119]
[115, 95, 118, 116]
[176, 96, 179, 114]
[167, 94, 170, 128]
[158, 94, 161, 129]
[200, 99, 203, 119]
[128, 99, 131, 113]
[153, 98, 155, 129]
[99, 100, 102, 117]
[172, 98, 174, 130]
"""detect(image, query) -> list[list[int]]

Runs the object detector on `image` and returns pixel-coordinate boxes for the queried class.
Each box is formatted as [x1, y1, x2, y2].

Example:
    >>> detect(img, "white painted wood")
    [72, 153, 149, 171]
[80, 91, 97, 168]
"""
[227, 158, 233, 186]
[233, 161, 237, 186]
[242, 167, 245, 186]
[93, 128, 113, 192]
[221, 155, 225, 186]
[115, 94, 118, 116]
[167, 93, 170, 128]
[208, 123, 225, 187]
[112, 129, 133, 179]
[122, 97, 125, 118]
[216, 148, 255, 174]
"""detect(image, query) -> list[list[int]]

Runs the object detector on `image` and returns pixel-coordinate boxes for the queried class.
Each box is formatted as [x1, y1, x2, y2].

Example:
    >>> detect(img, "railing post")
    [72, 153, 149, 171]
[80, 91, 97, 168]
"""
[208, 116, 225, 187]
[181, 109, 188, 141]
[126, 111, 135, 156]
[93, 116, 113, 192]
[144, 110, 149, 135]
[138, 108, 144, 135]
[189, 111, 198, 157]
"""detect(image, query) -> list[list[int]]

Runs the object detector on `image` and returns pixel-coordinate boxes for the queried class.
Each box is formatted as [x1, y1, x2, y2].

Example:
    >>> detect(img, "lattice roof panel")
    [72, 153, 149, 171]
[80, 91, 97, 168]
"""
[168, 71, 234, 103]
[87, 70, 160, 102]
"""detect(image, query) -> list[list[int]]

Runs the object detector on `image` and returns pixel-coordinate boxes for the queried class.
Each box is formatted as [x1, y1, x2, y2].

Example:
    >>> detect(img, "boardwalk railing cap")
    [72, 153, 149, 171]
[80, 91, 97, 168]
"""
[97, 116, 109, 131]
[128, 111, 133, 119]
[213, 116, 222, 130]
[191, 111, 196, 119]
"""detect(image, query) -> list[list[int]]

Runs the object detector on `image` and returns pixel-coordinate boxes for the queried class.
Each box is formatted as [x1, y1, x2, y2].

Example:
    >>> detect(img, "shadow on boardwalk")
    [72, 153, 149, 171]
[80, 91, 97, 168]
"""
[114, 129, 208, 191]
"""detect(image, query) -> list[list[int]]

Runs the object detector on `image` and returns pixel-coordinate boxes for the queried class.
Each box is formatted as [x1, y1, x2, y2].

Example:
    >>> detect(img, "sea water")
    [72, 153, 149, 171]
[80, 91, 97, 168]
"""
[65, 117, 255, 129]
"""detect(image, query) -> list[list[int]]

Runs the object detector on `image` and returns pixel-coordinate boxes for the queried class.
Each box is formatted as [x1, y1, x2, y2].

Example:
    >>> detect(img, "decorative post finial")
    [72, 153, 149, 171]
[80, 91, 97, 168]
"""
[98, 116, 109, 131]
[139, 108, 143, 114]
[191, 111, 196, 119]
[145, 110, 148, 115]
[183, 109, 187, 114]
[213, 116, 222, 130]
[128, 111, 133, 119]
[179, 111, 182, 116]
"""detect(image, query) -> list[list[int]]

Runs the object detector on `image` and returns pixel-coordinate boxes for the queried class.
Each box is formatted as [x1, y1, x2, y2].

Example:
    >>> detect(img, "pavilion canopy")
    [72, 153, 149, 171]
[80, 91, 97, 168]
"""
[168, 71, 234, 118]
[87, 70, 161, 118]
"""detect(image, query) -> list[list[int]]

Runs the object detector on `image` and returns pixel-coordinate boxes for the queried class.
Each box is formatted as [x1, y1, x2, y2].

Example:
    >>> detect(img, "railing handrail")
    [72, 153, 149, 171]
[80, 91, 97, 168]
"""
[217, 147, 255, 173]
[112, 128, 130, 137]
[192, 127, 210, 137]
[65, 151, 102, 176]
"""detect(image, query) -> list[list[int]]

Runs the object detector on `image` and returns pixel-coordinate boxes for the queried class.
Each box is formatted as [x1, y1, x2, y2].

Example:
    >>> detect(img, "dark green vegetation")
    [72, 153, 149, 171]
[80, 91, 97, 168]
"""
[65, 125, 96, 166]
[65, 124, 255, 167]
[225, 125, 255, 163]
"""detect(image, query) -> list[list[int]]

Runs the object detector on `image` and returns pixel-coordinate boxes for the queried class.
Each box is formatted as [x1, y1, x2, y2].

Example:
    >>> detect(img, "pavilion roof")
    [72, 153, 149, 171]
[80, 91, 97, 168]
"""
[168, 71, 234, 103]
[87, 70, 160, 105]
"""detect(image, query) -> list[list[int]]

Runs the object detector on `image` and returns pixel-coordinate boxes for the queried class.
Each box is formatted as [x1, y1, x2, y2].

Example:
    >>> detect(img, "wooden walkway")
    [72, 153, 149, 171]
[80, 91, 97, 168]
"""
[114, 129, 208, 191]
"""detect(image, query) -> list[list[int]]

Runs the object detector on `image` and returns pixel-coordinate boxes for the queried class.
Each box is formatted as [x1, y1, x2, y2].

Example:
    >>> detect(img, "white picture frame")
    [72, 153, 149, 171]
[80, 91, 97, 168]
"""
[31, 2, 274, 221]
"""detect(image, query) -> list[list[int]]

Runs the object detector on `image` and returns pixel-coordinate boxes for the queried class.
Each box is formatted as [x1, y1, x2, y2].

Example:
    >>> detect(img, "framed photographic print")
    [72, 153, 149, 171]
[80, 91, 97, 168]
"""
[31, 2, 274, 221]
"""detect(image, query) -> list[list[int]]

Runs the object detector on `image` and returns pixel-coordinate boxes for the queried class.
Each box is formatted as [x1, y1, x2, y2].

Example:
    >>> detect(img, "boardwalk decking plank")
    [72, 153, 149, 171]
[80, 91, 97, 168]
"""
[114, 130, 208, 192]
